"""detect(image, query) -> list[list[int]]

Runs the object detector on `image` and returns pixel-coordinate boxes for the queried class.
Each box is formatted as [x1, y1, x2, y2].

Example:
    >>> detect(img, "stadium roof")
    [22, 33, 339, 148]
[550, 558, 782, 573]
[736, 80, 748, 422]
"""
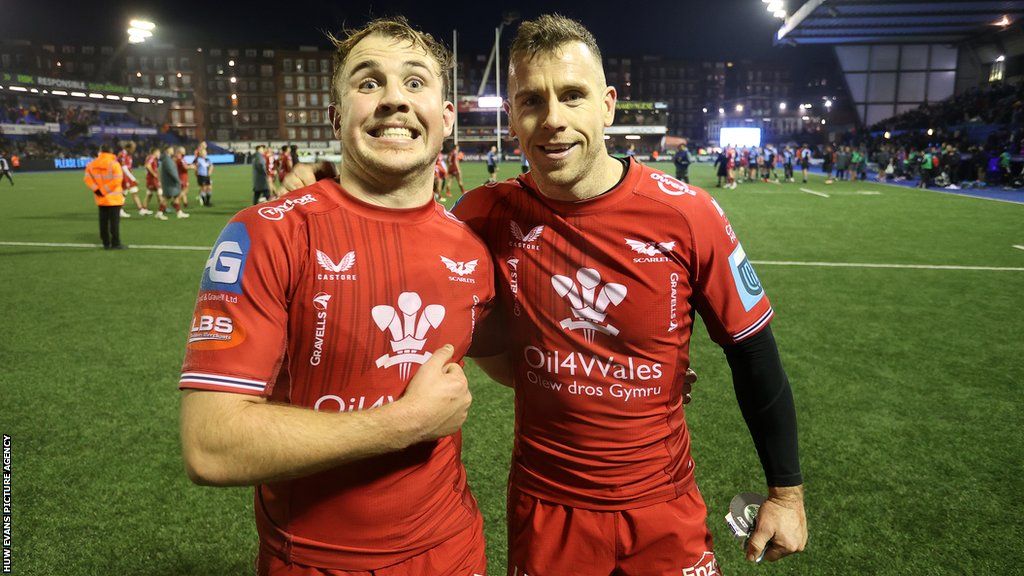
[775, 0, 1023, 45]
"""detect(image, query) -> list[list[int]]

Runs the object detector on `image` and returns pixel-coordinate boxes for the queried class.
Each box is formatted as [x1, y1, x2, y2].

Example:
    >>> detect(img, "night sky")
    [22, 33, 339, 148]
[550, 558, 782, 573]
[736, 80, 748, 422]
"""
[4, 0, 824, 61]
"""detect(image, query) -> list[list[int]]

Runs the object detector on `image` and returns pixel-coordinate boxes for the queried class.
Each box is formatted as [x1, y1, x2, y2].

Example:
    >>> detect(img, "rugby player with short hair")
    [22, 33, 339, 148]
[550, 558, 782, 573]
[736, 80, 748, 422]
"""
[174, 146, 191, 209]
[453, 14, 806, 575]
[446, 143, 466, 196]
[179, 17, 491, 576]
[118, 141, 152, 216]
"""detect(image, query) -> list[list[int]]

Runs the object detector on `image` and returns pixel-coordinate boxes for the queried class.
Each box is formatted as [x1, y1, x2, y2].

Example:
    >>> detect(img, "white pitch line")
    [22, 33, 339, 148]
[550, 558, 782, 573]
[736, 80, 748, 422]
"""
[2, 241, 1020, 271]
[799, 187, 830, 198]
[752, 260, 1024, 272]
[0, 241, 210, 251]
[856, 190, 882, 195]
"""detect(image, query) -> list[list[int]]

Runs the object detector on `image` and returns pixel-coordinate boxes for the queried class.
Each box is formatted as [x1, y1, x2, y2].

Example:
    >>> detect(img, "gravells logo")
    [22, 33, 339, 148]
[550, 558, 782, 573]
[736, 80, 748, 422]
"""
[507, 257, 521, 317]
[201, 222, 250, 294]
[440, 256, 479, 283]
[552, 267, 627, 342]
[728, 243, 765, 312]
[371, 292, 446, 380]
[509, 221, 544, 250]
[188, 308, 245, 350]
[309, 292, 331, 366]
[316, 249, 357, 281]
[682, 551, 720, 576]
[650, 172, 695, 196]
[257, 193, 317, 221]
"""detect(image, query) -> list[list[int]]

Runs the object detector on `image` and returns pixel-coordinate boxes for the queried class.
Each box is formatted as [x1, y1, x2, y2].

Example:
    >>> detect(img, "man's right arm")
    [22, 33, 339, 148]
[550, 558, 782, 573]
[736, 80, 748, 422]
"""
[181, 344, 471, 486]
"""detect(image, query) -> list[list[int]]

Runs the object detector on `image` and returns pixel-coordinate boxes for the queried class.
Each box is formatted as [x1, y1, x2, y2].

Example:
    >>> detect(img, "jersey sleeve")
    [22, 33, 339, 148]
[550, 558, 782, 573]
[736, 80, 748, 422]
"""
[688, 191, 774, 346]
[179, 213, 298, 396]
[452, 189, 509, 357]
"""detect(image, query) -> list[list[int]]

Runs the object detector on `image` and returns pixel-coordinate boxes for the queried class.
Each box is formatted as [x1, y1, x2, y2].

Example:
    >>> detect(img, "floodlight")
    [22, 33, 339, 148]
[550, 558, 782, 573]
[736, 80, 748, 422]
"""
[625, 135, 641, 140]
[767, 1, 783, 12]
[779, 102, 786, 111]
[130, 19, 156, 30]
[773, 10, 787, 18]
[735, 104, 744, 112]
[478, 96, 503, 108]
[995, 55, 1005, 62]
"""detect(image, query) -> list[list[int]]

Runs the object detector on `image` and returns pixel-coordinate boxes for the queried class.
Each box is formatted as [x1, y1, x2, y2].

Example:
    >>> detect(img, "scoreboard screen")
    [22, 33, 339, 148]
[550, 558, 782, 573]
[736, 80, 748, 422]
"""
[719, 127, 762, 148]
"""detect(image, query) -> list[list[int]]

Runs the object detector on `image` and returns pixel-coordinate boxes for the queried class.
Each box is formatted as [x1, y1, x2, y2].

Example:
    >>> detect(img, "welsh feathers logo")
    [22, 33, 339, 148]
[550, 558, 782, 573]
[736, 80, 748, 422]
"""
[510, 221, 544, 242]
[552, 267, 627, 342]
[316, 250, 355, 273]
[625, 238, 676, 257]
[372, 292, 446, 379]
[440, 256, 479, 276]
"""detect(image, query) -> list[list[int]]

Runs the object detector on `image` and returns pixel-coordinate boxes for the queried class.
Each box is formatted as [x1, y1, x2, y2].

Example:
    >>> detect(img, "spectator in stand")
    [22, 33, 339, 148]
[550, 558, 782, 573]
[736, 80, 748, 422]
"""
[918, 147, 935, 189]
[160, 146, 189, 219]
[674, 139, 691, 184]
[83, 144, 126, 249]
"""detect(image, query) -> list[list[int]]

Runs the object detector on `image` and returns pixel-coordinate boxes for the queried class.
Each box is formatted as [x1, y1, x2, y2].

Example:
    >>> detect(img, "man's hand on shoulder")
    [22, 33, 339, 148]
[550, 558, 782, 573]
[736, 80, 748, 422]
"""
[746, 484, 807, 562]
[281, 161, 340, 193]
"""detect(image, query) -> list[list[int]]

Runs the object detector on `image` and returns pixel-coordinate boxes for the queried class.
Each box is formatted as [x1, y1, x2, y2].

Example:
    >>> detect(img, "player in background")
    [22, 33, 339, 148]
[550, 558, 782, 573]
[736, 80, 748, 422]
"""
[714, 147, 728, 188]
[433, 150, 448, 201]
[726, 144, 737, 189]
[143, 147, 165, 218]
[277, 144, 293, 189]
[486, 145, 498, 183]
[118, 141, 152, 217]
[0, 152, 13, 186]
[195, 149, 214, 207]
[673, 139, 691, 184]
[799, 143, 811, 183]
[174, 146, 192, 210]
[446, 143, 465, 196]
[159, 145, 189, 219]
[180, 17, 491, 576]
[782, 145, 795, 182]
[453, 14, 805, 575]
[519, 147, 530, 174]
[264, 144, 279, 198]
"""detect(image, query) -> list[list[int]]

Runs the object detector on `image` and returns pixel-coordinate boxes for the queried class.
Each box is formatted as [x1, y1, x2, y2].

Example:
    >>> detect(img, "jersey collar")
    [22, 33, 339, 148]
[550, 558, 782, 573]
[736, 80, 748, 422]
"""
[318, 179, 438, 224]
[517, 156, 643, 216]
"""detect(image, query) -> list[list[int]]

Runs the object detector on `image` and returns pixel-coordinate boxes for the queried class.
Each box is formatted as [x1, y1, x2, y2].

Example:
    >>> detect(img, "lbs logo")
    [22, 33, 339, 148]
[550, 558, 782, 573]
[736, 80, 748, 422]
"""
[188, 309, 246, 350]
[728, 243, 765, 311]
[201, 222, 250, 294]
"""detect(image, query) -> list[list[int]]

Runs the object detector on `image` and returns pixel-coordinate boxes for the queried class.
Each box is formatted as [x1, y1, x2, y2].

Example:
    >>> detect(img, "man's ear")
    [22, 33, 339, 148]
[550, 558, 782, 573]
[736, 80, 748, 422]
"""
[328, 104, 342, 135]
[603, 85, 617, 127]
[442, 100, 456, 137]
[504, 99, 517, 139]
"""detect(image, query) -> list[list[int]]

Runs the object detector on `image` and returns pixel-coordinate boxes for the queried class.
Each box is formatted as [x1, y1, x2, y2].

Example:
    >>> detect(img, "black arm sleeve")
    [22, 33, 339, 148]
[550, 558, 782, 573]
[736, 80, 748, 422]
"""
[723, 325, 803, 487]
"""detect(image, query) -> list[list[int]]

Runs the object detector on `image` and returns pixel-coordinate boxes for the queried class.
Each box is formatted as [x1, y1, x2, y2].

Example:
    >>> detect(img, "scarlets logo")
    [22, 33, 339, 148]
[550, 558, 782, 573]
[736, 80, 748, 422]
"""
[552, 267, 627, 342]
[440, 256, 479, 283]
[372, 292, 446, 380]
[257, 193, 317, 221]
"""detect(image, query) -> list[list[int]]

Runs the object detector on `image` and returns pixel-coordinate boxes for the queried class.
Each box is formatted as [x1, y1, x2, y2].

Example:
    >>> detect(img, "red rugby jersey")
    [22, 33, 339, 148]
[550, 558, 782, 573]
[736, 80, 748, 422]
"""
[117, 150, 137, 186]
[144, 154, 159, 189]
[453, 158, 773, 510]
[180, 180, 494, 569]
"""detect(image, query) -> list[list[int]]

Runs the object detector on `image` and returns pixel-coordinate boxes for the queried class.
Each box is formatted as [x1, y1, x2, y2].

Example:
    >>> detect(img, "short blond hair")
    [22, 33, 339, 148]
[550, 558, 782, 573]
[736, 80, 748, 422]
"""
[509, 14, 603, 70]
[328, 16, 453, 106]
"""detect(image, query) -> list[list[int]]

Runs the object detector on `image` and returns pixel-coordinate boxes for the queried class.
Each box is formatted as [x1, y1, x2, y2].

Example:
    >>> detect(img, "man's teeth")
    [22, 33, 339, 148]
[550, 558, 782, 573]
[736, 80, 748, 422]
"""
[544, 144, 572, 152]
[378, 127, 413, 139]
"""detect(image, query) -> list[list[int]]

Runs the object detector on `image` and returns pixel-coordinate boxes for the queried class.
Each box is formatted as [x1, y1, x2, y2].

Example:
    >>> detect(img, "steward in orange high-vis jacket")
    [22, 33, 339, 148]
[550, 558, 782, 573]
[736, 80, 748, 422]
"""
[84, 144, 127, 249]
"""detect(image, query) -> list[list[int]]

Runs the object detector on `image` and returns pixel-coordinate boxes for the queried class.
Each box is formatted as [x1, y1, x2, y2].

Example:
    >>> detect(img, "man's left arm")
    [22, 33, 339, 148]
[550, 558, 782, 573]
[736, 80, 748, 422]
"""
[723, 325, 806, 562]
